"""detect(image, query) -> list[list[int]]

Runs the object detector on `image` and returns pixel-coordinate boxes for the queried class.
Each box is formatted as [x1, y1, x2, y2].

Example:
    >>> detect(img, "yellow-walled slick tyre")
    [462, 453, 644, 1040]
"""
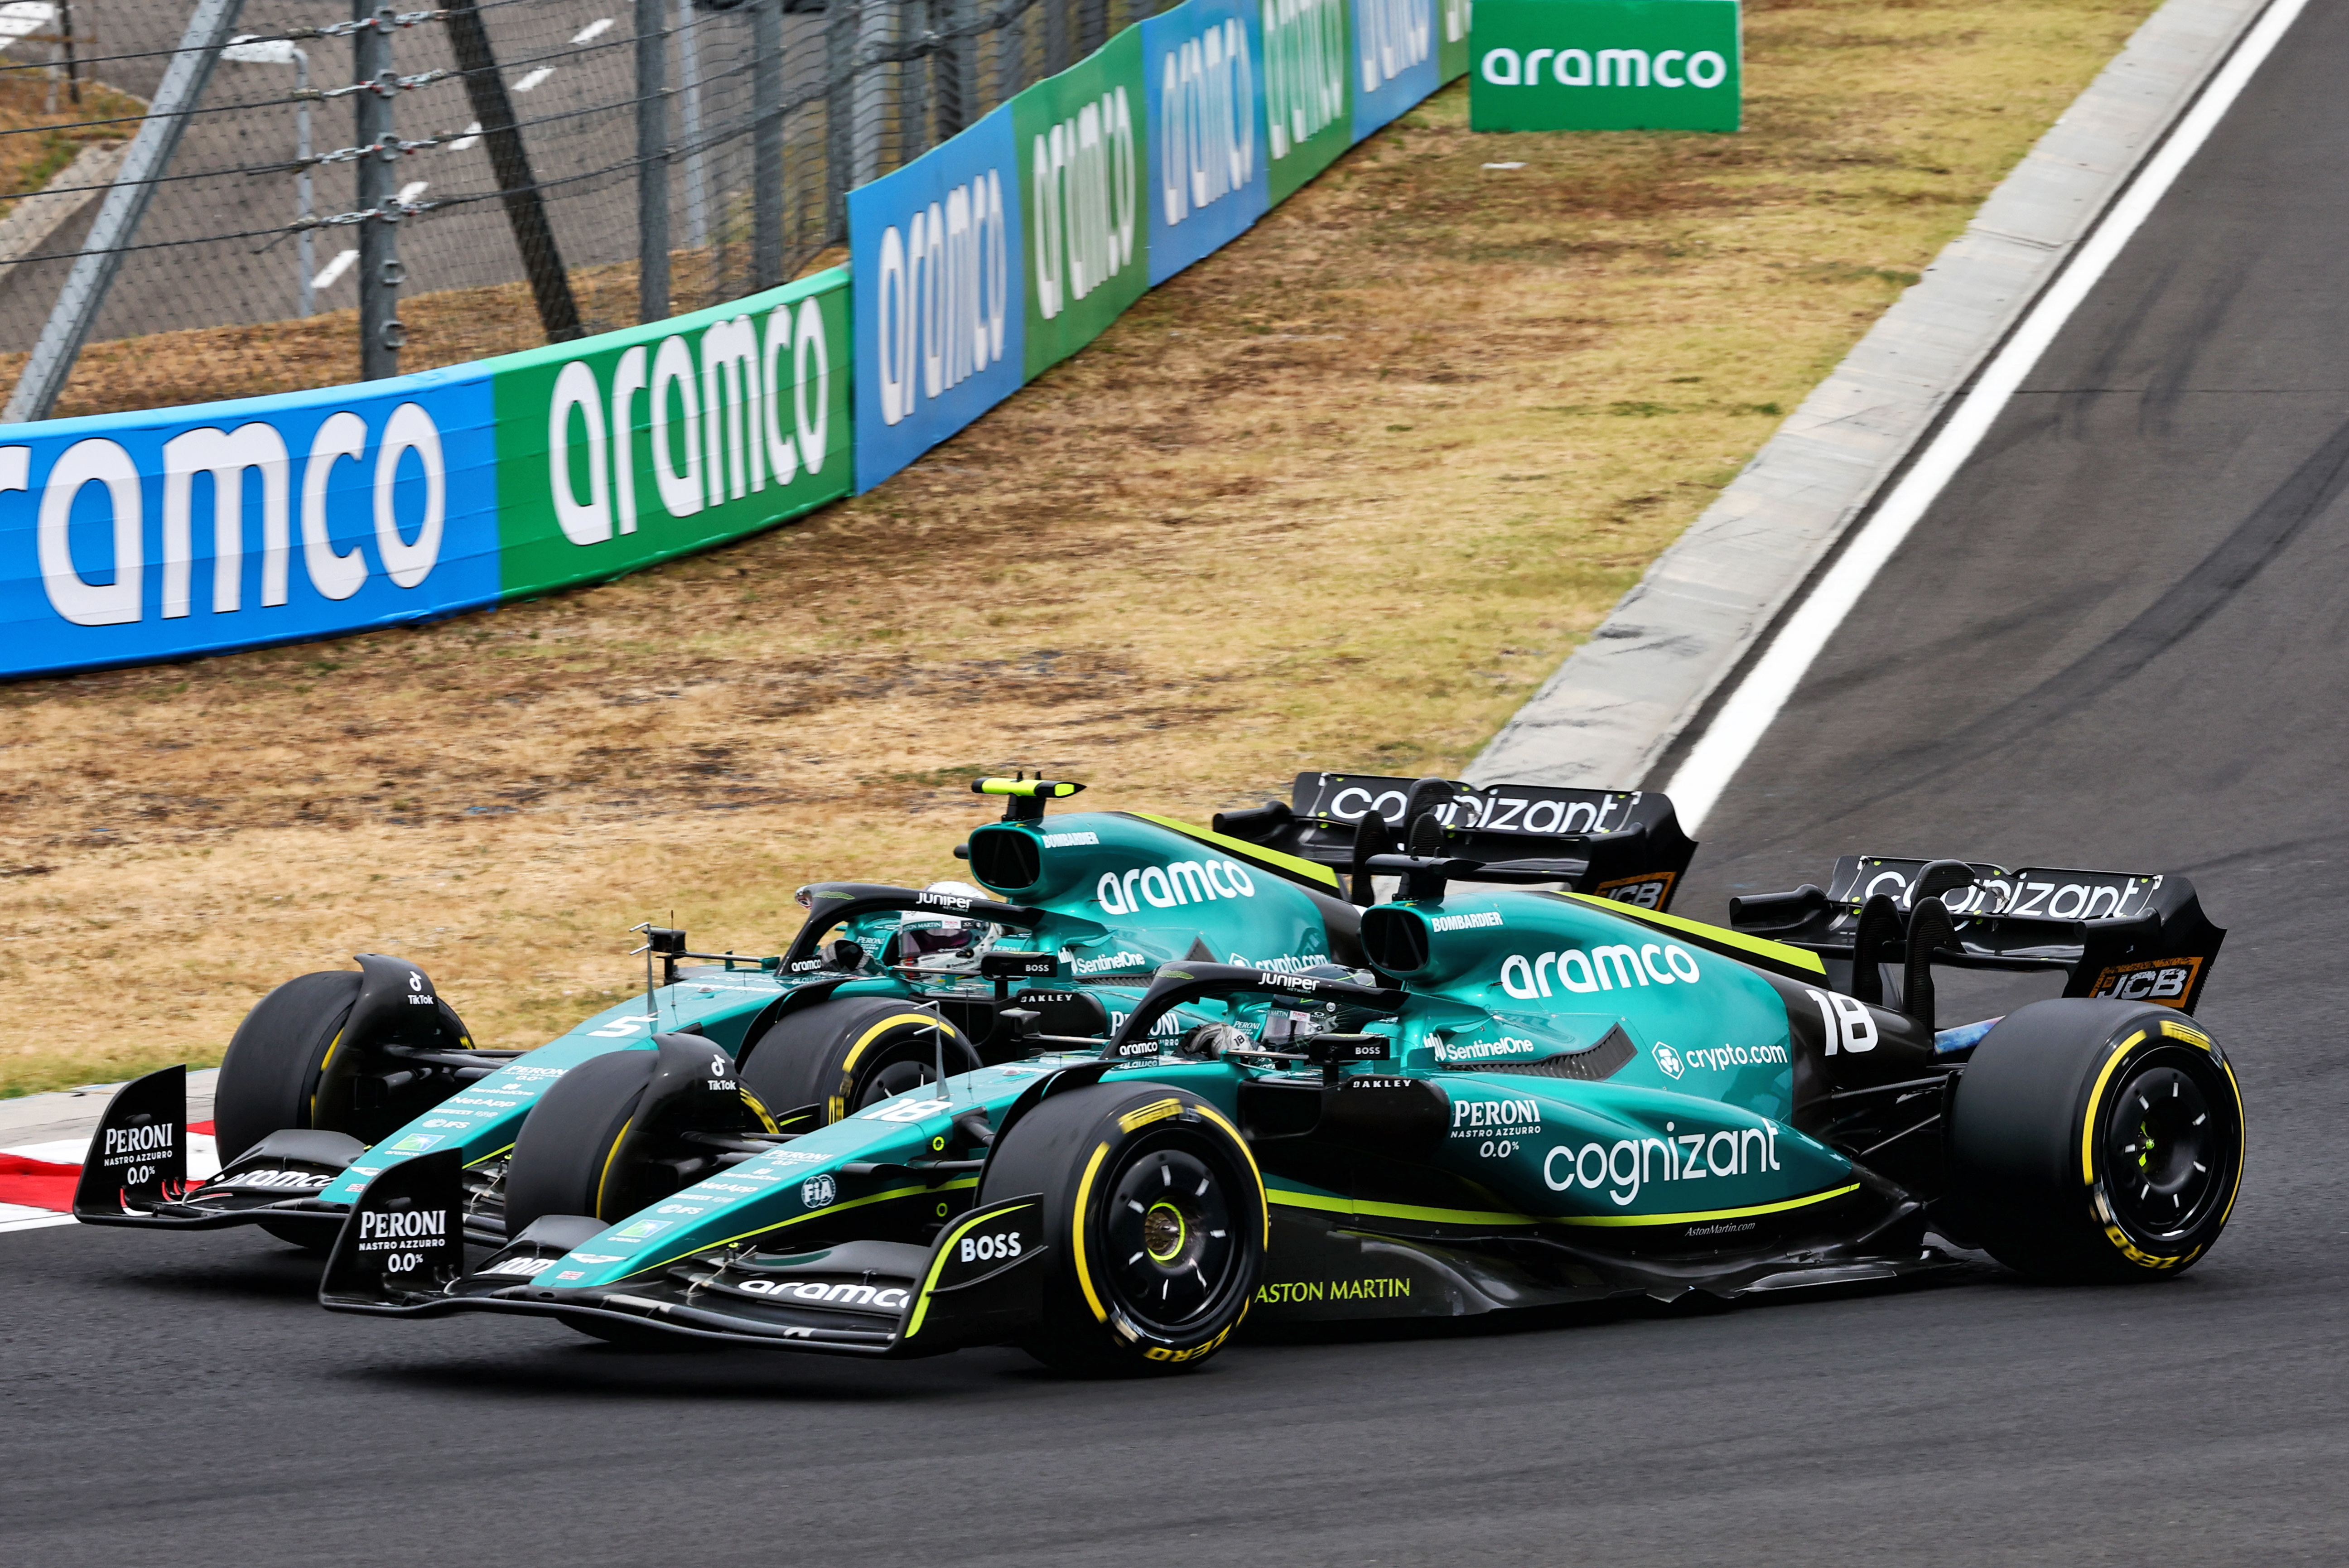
[737, 996, 977, 1125]
[1949, 999, 2244, 1283]
[503, 1034, 777, 1237]
[215, 971, 365, 1164]
[216, 960, 478, 1253]
[978, 1082, 1265, 1376]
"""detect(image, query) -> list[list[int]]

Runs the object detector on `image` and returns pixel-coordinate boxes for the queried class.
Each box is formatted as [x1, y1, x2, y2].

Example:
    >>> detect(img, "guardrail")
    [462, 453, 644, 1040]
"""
[0, 0, 1467, 680]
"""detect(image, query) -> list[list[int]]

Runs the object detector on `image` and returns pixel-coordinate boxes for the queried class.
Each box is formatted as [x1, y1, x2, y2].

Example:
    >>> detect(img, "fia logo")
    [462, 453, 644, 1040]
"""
[1652, 1042, 1684, 1079]
[801, 1174, 837, 1209]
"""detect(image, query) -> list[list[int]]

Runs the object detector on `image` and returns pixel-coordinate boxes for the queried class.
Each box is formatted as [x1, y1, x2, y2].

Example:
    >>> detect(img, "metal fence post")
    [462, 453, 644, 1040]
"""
[444, 0, 582, 343]
[635, 0, 670, 321]
[852, 0, 895, 186]
[676, 0, 710, 265]
[0, 0, 246, 423]
[1045, 0, 1069, 75]
[944, 0, 977, 135]
[824, 0, 855, 242]
[353, 0, 400, 380]
[752, 0, 782, 290]
[995, 0, 1025, 109]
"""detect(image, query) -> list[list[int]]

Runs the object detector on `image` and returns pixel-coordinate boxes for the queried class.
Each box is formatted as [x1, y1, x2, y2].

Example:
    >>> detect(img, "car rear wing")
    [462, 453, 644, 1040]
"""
[1210, 772, 1698, 912]
[1727, 854, 2226, 1016]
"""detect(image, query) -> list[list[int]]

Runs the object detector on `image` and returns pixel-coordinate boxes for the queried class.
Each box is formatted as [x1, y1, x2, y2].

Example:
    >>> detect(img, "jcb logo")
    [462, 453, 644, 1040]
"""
[2089, 957, 2202, 1008]
[1594, 873, 1675, 910]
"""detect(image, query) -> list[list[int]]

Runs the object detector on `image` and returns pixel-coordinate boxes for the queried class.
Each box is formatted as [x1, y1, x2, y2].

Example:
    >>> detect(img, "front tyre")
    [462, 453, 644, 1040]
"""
[214, 971, 364, 1163]
[1948, 999, 2244, 1283]
[978, 1083, 1265, 1375]
[503, 1036, 776, 1237]
[737, 996, 977, 1125]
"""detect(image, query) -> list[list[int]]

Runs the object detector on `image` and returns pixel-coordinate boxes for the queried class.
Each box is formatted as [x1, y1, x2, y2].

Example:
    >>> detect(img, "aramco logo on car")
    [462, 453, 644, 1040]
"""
[1469, 0, 1741, 132]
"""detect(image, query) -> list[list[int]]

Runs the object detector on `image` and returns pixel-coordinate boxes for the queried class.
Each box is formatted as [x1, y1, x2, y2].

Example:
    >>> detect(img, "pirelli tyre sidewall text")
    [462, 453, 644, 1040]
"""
[1949, 999, 2244, 1283]
[737, 995, 978, 1126]
[979, 1081, 1266, 1375]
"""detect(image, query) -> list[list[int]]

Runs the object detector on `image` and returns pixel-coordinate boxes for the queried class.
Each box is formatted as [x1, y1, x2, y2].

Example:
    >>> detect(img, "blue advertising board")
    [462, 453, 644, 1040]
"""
[0, 365, 501, 679]
[849, 103, 1028, 492]
[1351, 0, 1441, 139]
[1142, 0, 1271, 285]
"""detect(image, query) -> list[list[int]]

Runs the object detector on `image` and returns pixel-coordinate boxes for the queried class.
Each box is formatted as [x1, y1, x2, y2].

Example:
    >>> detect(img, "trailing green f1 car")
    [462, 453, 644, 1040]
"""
[74, 772, 1694, 1258]
[315, 832, 2244, 1373]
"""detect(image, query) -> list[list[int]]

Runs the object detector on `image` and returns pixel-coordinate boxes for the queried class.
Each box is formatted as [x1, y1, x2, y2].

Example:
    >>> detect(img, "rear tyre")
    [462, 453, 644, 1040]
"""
[978, 1083, 1265, 1376]
[1948, 999, 2244, 1283]
[737, 996, 978, 1126]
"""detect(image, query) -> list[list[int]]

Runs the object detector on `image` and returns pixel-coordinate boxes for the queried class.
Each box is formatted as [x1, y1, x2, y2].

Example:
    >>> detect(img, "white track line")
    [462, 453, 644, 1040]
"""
[1663, 0, 2308, 834]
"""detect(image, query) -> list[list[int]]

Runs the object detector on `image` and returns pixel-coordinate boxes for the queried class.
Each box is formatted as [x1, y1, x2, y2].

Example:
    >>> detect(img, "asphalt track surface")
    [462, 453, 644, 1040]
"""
[11, 11, 2349, 1568]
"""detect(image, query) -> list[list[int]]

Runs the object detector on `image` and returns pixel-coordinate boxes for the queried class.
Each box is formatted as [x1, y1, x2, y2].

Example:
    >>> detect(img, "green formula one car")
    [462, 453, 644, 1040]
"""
[315, 831, 2244, 1373]
[73, 773, 1694, 1259]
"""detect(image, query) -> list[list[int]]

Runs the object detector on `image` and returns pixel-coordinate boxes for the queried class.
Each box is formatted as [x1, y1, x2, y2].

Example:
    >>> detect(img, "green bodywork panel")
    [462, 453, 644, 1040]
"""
[533, 889, 1857, 1290]
[319, 809, 1351, 1206]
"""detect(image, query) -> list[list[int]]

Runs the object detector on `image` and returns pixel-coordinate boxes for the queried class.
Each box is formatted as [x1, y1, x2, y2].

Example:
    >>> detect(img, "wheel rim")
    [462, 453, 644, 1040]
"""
[1101, 1139, 1242, 1335]
[852, 1037, 970, 1112]
[2102, 1049, 2229, 1240]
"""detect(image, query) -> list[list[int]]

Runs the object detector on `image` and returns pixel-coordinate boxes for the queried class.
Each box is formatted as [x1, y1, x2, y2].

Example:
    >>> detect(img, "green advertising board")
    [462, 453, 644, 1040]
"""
[1438, 0, 1471, 85]
[491, 268, 854, 598]
[1470, 0, 1741, 132]
[1014, 27, 1154, 377]
[1262, 0, 1355, 204]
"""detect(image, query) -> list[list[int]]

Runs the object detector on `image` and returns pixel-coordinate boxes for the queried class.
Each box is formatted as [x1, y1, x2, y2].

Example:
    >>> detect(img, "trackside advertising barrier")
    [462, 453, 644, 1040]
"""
[496, 270, 854, 594]
[2, 269, 849, 680]
[1145, 0, 1272, 285]
[852, 0, 1470, 488]
[5, 0, 1470, 680]
[1470, 0, 1742, 133]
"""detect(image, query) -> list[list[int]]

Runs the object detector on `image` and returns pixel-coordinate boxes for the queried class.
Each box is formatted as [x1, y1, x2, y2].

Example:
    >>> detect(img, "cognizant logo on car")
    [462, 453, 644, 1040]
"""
[1096, 859, 1258, 914]
[1543, 1120, 1780, 1206]
[1499, 941, 1700, 998]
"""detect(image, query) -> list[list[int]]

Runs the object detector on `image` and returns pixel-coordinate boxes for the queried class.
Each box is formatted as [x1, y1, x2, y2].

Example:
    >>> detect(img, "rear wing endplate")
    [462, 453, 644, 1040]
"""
[1727, 854, 2225, 1014]
[1211, 772, 1697, 912]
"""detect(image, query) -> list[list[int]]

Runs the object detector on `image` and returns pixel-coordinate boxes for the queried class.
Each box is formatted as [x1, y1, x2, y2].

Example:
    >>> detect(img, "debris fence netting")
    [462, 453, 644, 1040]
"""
[0, 0, 1161, 419]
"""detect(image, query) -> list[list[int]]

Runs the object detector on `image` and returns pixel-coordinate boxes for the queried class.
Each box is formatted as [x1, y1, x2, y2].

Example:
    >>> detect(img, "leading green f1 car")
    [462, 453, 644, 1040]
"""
[74, 772, 1694, 1259]
[314, 830, 2245, 1373]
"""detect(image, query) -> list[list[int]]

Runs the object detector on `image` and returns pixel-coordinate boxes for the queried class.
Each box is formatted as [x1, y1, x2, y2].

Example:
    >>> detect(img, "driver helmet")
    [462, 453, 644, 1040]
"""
[899, 880, 989, 966]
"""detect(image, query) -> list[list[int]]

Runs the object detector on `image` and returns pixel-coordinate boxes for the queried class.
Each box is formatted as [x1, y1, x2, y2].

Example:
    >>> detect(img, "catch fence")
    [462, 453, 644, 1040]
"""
[0, 0, 1177, 420]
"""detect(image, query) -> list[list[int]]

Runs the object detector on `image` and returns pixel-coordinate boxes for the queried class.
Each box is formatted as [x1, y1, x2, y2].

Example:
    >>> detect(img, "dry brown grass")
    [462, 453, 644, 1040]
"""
[0, 71, 143, 216]
[0, 0, 2158, 1095]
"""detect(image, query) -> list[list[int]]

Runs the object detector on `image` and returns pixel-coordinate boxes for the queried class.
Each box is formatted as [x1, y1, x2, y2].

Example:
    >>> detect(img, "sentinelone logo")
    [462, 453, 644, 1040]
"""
[1479, 45, 1730, 89]
[875, 169, 1013, 425]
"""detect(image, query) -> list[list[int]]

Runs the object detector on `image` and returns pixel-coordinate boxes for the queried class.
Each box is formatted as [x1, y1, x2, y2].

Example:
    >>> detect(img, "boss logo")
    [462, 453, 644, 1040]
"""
[957, 1229, 1023, 1264]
